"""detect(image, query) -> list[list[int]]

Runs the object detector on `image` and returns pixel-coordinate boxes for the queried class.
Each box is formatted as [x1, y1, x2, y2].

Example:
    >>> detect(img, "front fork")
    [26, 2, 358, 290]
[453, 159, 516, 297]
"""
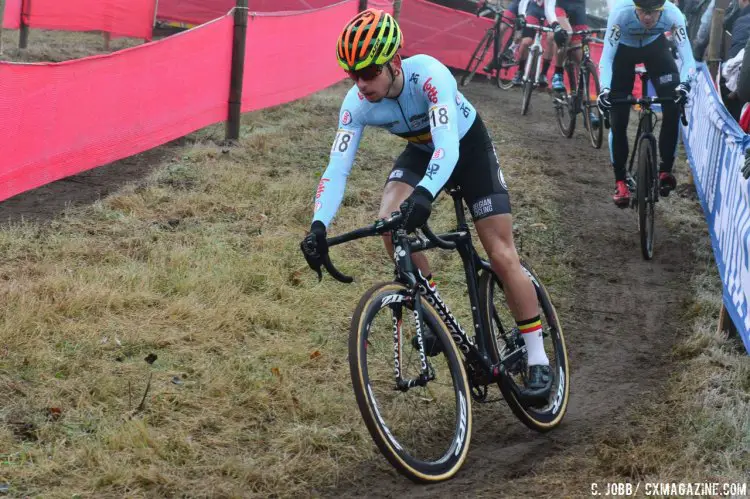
[524, 34, 543, 84]
[391, 230, 434, 391]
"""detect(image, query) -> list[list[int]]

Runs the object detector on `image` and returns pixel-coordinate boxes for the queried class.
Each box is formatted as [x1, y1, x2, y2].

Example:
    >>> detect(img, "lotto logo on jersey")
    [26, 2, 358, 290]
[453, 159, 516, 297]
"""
[432, 148, 445, 160]
[341, 110, 352, 125]
[423, 77, 439, 104]
[315, 178, 329, 200]
[357, 92, 365, 100]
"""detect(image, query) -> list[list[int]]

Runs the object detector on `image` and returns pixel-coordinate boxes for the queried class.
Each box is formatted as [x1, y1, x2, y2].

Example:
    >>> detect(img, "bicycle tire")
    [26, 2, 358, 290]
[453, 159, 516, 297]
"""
[583, 61, 604, 149]
[496, 32, 517, 91]
[462, 29, 494, 87]
[349, 282, 473, 483]
[478, 261, 569, 432]
[555, 63, 577, 138]
[637, 135, 658, 260]
[521, 49, 539, 116]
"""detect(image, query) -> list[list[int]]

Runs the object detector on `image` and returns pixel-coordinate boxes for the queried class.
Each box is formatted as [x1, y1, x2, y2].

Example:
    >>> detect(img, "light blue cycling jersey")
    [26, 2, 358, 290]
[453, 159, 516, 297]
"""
[312, 54, 477, 228]
[599, 0, 696, 89]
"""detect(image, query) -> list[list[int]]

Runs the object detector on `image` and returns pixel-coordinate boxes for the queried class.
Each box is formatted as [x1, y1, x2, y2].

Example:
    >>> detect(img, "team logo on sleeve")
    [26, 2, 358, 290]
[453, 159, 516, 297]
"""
[423, 77, 439, 103]
[341, 110, 352, 125]
[425, 163, 440, 180]
[432, 148, 445, 160]
[409, 73, 420, 84]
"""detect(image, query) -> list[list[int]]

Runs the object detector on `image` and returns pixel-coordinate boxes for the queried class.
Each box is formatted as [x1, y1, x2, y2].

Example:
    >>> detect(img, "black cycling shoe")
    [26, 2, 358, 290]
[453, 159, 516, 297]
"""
[520, 365, 552, 406]
[411, 327, 443, 357]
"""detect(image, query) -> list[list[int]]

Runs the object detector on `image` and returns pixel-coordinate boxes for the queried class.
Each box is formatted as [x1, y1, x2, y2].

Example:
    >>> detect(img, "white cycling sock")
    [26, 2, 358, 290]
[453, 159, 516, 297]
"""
[517, 316, 549, 366]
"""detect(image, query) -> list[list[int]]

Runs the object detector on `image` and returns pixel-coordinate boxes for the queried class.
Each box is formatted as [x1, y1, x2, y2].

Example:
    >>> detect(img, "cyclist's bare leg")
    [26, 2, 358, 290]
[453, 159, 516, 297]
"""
[473, 214, 537, 321]
[379, 181, 431, 276]
[544, 33, 553, 62]
[474, 212, 549, 368]
[518, 36, 533, 60]
[553, 17, 582, 68]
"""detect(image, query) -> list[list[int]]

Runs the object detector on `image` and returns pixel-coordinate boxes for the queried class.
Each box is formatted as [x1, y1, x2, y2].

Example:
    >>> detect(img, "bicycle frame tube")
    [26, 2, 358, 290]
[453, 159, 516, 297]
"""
[390, 231, 435, 390]
[395, 193, 501, 383]
[525, 31, 544, 83]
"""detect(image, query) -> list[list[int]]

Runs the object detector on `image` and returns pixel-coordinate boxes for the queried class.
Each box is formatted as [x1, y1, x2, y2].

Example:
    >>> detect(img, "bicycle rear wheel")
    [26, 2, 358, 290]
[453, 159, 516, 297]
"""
[478, 261, 569, 432]
[582, 61, 604, 149]
[349, 282, 472, 483]
[521, 50, 539, 116]
[637, 135, 658, 260]
[554, 63, 577, 137]
[462, 29, 494, 87]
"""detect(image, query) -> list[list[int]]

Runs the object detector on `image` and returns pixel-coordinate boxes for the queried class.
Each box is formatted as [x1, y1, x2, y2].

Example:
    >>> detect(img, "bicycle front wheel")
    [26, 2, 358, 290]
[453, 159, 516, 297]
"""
[478, 261, 569, 432]
[521, 50, 539, 116]
[554, 63, 576, 137]
[349, 282, 473, 483]
[582, 61, 604, 149]
[637, 135, 658, 260]
[462, 29, 494, 87]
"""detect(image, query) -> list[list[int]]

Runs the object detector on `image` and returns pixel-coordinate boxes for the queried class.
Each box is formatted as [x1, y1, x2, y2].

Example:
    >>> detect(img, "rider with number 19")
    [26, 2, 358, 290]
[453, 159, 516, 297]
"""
[299, 9, 553, 401]
[597, 0, 696, 206]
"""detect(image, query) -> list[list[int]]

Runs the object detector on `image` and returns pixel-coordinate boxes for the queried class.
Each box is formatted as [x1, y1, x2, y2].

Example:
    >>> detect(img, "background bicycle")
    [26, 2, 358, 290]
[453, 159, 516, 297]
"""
[462, 2, 521, 90]
[552, 28, 606, 148]
[520, 23, 554, 115]
[603, 69, 688, 260]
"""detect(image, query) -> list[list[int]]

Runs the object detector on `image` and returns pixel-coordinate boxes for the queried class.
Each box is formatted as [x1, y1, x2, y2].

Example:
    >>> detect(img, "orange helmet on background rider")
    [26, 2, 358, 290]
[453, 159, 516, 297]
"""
[336, 9, 404, 72]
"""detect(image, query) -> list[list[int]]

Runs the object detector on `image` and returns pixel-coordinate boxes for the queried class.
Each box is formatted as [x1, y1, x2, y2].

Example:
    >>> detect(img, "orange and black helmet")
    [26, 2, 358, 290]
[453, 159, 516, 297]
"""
[336, 9, 403, 71]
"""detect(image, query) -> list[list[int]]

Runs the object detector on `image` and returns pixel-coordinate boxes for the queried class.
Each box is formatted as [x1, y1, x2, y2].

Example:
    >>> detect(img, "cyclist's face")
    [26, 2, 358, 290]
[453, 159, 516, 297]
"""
[635, 7, 662, 28]
[348, 64, 391, 101]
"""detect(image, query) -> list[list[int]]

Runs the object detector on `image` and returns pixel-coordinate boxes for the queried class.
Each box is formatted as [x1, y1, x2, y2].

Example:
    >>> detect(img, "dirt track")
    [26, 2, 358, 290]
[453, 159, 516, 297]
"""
[321, 76, 698, 497]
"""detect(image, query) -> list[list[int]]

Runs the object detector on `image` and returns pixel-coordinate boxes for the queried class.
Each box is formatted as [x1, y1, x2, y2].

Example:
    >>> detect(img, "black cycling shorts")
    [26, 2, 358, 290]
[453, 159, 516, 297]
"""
[386, 114, 511, 221]
[503, 0, 521, 20]
[555, 0, 587, 28]
[523, 1, 547, 38]
[610, 34, 680, 95]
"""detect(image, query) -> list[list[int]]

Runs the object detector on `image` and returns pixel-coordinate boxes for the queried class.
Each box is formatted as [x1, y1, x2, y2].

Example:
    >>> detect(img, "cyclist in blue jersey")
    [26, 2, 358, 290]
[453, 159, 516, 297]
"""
[300, 8, 552, 401]
[597, 0, 696, 207]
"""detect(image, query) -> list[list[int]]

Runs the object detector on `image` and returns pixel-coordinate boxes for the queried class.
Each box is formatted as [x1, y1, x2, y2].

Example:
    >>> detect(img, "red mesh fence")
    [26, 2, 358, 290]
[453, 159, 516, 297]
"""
[3, 0, 156, 39]
[0, 15, 233, 202]
[240, 0, 369, 112]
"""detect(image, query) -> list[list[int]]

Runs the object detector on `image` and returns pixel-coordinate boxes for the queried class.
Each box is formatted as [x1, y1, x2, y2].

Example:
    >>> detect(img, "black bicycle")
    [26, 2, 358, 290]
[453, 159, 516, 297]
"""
[462, 3, 519, 90]
[603, 68, 688, 260]
[313, 186, 570, 482]
[552, 28, 606, 148]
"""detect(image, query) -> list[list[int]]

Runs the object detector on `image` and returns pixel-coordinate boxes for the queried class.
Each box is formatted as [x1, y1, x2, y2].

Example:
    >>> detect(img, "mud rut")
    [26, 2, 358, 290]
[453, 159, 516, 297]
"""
[0, 76, 698, 497]
[325, 77, 697, 497]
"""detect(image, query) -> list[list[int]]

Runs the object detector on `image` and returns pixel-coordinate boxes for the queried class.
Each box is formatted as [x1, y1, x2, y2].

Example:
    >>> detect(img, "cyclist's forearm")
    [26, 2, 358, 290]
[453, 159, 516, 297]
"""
[518, 0, 529, 18]
[544, 0, 558, 25]
[312, 162, 349, 228]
